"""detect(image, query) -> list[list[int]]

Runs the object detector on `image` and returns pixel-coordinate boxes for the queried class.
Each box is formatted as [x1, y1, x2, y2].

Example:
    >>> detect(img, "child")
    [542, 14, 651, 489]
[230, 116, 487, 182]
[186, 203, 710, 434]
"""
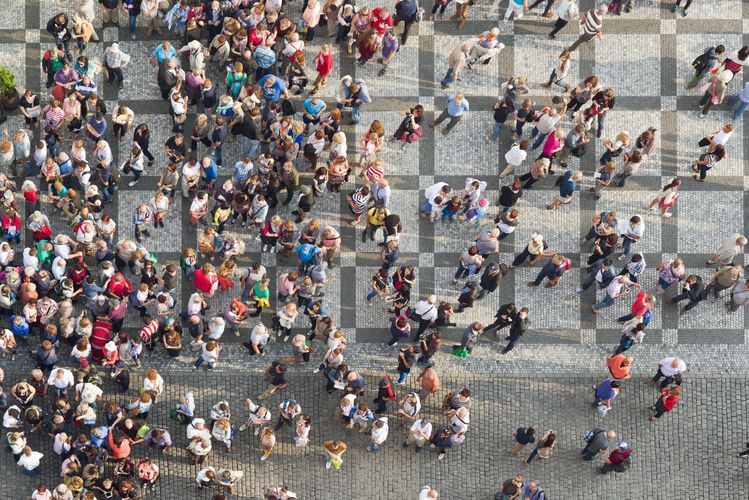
[466, 197, 488, 224]
[429, 195, 444, 223]
[441, 196, 461, 222]
[128, 336, 143, 368]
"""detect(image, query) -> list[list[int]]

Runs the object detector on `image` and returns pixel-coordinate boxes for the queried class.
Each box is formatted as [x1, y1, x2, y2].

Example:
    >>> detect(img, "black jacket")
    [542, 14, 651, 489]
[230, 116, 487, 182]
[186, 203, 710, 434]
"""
[498, 186, 522, 208]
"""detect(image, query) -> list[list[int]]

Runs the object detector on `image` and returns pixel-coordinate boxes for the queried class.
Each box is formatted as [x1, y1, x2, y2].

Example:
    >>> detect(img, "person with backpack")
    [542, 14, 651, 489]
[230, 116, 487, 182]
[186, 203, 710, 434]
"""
[582, 428, 616, 460]
[527, 253, 571, 288]
[687, 45, 725, 89]
[373, 375, 397, 413]
[597, 442, 631, 474]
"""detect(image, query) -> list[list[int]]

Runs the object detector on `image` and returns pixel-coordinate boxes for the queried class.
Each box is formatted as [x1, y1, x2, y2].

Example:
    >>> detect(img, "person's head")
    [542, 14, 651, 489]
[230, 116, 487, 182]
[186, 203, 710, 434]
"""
[518, 307, 529, 319]
[605, 430, 617, 440]
[601, 258, 612, 269]
[583, 75, 599, 88]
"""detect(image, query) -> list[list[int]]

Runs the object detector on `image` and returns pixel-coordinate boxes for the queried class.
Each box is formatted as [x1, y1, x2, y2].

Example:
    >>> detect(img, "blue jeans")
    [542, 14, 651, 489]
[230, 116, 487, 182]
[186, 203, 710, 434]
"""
[420, 200, 432, 213]
[533, 268, 555, 285]
[129, 14, 138, 34]
[454, 266, 470, 280]
[592, 293, 616, 309]
[368, 442, 381, 452]
[622, 236, 634, 256]
[366, 290, 378, 301]
[531, 128, 549, 150]
[25, 465, 41, 476]
[351, 105, 362, 124]
[397, 371, 409, 383]
[242, 137, 260, 158]
[492, 121, 503, 140]
[727, 95, 749, 120]
[194, 357, 214, 370]
[213, 146, 223, 166]
[441, 68, 455, 87]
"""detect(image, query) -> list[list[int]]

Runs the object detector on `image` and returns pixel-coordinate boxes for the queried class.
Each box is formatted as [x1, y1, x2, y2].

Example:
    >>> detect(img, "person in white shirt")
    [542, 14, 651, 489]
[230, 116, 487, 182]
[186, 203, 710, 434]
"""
[17, 446, 44, 474]
[531, 104, 567, 150]
[187, 418, 212, 441]
[619, 215, 644, 261]
[411, 295, 439, 340]
[405, 417, 433, 450]
[75, 381, 103, 405]
[47, 368, 75, 398]
[420, 182, 452, 214]
[707, 233, 746, 267]
[3, 405, 23, 429]
[500, 140, 530, 178]
[245, 322, 270, 356]
[195, 466, 217, 489]
[418, 486, 439, 500]
[239, 398, 271, 435]
[592, 275, 638, 312]
[398, 392, 422, 423]
[367, 417, 389, 452]
[448, 406, 470, 434]
[651, 357, 686, 389]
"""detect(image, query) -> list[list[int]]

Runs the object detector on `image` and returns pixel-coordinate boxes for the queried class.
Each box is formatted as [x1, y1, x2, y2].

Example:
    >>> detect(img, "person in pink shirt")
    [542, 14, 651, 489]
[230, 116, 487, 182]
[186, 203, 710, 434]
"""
[541, 129, 565, 162]
[319, 226, 341, 267]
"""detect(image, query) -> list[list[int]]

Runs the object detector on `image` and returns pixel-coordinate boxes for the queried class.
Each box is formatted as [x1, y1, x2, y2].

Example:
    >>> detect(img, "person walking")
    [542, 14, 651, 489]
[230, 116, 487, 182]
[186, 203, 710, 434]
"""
[430, 93, 470, 135]
[670, 274, 706, 314]
[705, 264, 743, 299]
[410, 295, 439, 341]
[706, 234, 746, 267]
[510, 426, 536, 456]
[591, 275, 638, 312]
[687, 45, 724, 89]
[727, 82, 749, 120]
[525, 430, 556, 464]
[528, 253, 572, 288]
[728, 278, 749, 313]
[548, 0, 579, 39]
[648, 178, 680, 217]
[655, 257, 686, 295]
[650, 356, 686, 390]
[649, 386, 681, 421]
[577, 258, 616, 293]
[592, 379, 620, 415]
[547, 170, 583, 210]
[698, 70, 732, 118]
[568, 4, 606, 52]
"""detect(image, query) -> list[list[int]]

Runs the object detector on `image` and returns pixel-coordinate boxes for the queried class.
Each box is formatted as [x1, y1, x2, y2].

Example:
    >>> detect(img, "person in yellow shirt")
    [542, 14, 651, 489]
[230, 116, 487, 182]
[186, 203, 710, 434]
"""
[363, 206, 389, 242]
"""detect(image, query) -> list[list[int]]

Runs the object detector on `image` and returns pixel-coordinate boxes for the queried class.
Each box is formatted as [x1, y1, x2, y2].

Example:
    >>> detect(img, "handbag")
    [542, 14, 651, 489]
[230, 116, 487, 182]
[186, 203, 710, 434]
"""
[174, 113, 187, 124]
[120, 160, 132, 174]
[709, 80, 720, 105]
[570, 143, 587, 157]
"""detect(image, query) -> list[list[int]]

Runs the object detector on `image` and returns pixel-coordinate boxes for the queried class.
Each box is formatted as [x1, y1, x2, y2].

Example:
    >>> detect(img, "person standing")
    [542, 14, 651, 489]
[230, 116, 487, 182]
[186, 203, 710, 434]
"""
[323, 440, 347, 470]
[430, 93, 470, 135]
[310, 45, 334, 95]
[104, 43, 131, 89]
[502, 308, 529, 354]
[650, 357, 686, 390]
[649, 387, 681, 421]
[440, 39, 474, 88]
[410, 295, 439, 341]
[597, 442, 631, 474]
[490, 97, 515, 142]
[670, 0, 692, 16]
[728, 278, 749, 313]
[568, 4, 606, 52]
[404, 417, 433, 452]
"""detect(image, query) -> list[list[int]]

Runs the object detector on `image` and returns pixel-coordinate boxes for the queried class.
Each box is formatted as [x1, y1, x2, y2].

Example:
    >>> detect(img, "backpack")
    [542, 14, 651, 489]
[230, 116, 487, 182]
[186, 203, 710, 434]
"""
[554, 175, 565, 187]
[556, 257, 572, 273]
[691, 48, 712, 74]
[379, 375, 395, 400]
[583, 430, 598, 443]
[614, 457, 631, 473]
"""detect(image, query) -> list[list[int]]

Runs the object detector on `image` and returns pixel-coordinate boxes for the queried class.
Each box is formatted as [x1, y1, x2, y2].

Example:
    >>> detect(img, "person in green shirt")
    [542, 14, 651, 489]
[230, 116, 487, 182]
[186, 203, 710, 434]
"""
[249, 279, 270, 317]
[37, 240, 53, 266]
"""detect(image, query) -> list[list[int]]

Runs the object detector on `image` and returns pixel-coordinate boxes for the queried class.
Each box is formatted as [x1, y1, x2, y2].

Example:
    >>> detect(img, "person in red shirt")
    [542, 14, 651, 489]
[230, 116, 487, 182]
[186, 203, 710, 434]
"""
[370, 7, 393, 40]
[606, 354, 632, 380]
[597, 442, 631, 474]
[617, 292, 654, 323]
[310, 44, 334, 95]
[107, 272, 133, 299]
[193, 263, 218, 297]
[649, 386, 681, 421]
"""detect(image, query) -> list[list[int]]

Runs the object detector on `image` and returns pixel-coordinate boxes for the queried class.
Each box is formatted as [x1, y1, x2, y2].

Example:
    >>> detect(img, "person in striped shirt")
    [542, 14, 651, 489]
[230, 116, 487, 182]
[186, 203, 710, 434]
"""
[568, 4, 606, 52]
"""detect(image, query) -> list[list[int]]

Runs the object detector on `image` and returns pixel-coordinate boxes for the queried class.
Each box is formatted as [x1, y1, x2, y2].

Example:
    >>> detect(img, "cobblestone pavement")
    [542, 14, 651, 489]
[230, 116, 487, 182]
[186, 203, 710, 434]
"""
[1, 0, 749, 498]
[2, 369, 749, 500]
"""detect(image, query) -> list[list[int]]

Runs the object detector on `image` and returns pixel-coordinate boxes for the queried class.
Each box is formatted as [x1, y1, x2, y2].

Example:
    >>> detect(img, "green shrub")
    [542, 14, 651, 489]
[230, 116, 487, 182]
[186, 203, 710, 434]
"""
[0, 66, 16, 95]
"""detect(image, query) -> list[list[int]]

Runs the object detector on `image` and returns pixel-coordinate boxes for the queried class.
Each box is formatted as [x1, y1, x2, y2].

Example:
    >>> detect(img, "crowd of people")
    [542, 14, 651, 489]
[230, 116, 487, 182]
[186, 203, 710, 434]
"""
[0, 0, 747, 498]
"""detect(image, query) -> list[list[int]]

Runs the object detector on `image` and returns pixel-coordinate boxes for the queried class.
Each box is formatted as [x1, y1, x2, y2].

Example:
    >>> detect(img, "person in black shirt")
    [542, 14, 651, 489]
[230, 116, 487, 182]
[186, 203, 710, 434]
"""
[503, 308, 529, 354]
[485, 303, 516, 335]
[258, 361, 287, 400]
[592, 88, 615, 138]
[164, 133, 187, 164]
[490, 96, 515, 141]
[292, 185, 315, 223]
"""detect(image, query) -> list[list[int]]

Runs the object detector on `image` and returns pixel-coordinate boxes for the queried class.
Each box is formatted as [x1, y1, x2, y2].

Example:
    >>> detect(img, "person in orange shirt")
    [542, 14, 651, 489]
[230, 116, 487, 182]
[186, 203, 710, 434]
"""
[606, 354, 632, 380]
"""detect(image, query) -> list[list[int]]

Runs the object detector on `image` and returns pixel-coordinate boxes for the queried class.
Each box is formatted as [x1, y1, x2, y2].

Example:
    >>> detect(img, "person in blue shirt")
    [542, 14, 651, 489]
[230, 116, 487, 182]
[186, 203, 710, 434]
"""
[258, 74, 287, 105]
[430, 93, 469, 135]
[302, 97, 327, 128]
[295, 242, 321, 273]
[86, 113, 108, 142]
[9, 314, 30, 341]
[593, 378, 620, 409]
[546, 169, 582, 210]
[254, 41, 277, 80]
[200, 157, 219, 188]
[151, 41, 177, 65]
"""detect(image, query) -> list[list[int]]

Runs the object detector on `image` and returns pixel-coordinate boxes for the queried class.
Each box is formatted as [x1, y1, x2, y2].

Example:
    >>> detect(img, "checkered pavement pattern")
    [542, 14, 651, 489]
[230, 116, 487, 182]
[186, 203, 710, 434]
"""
[5, 0, 749, 351]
